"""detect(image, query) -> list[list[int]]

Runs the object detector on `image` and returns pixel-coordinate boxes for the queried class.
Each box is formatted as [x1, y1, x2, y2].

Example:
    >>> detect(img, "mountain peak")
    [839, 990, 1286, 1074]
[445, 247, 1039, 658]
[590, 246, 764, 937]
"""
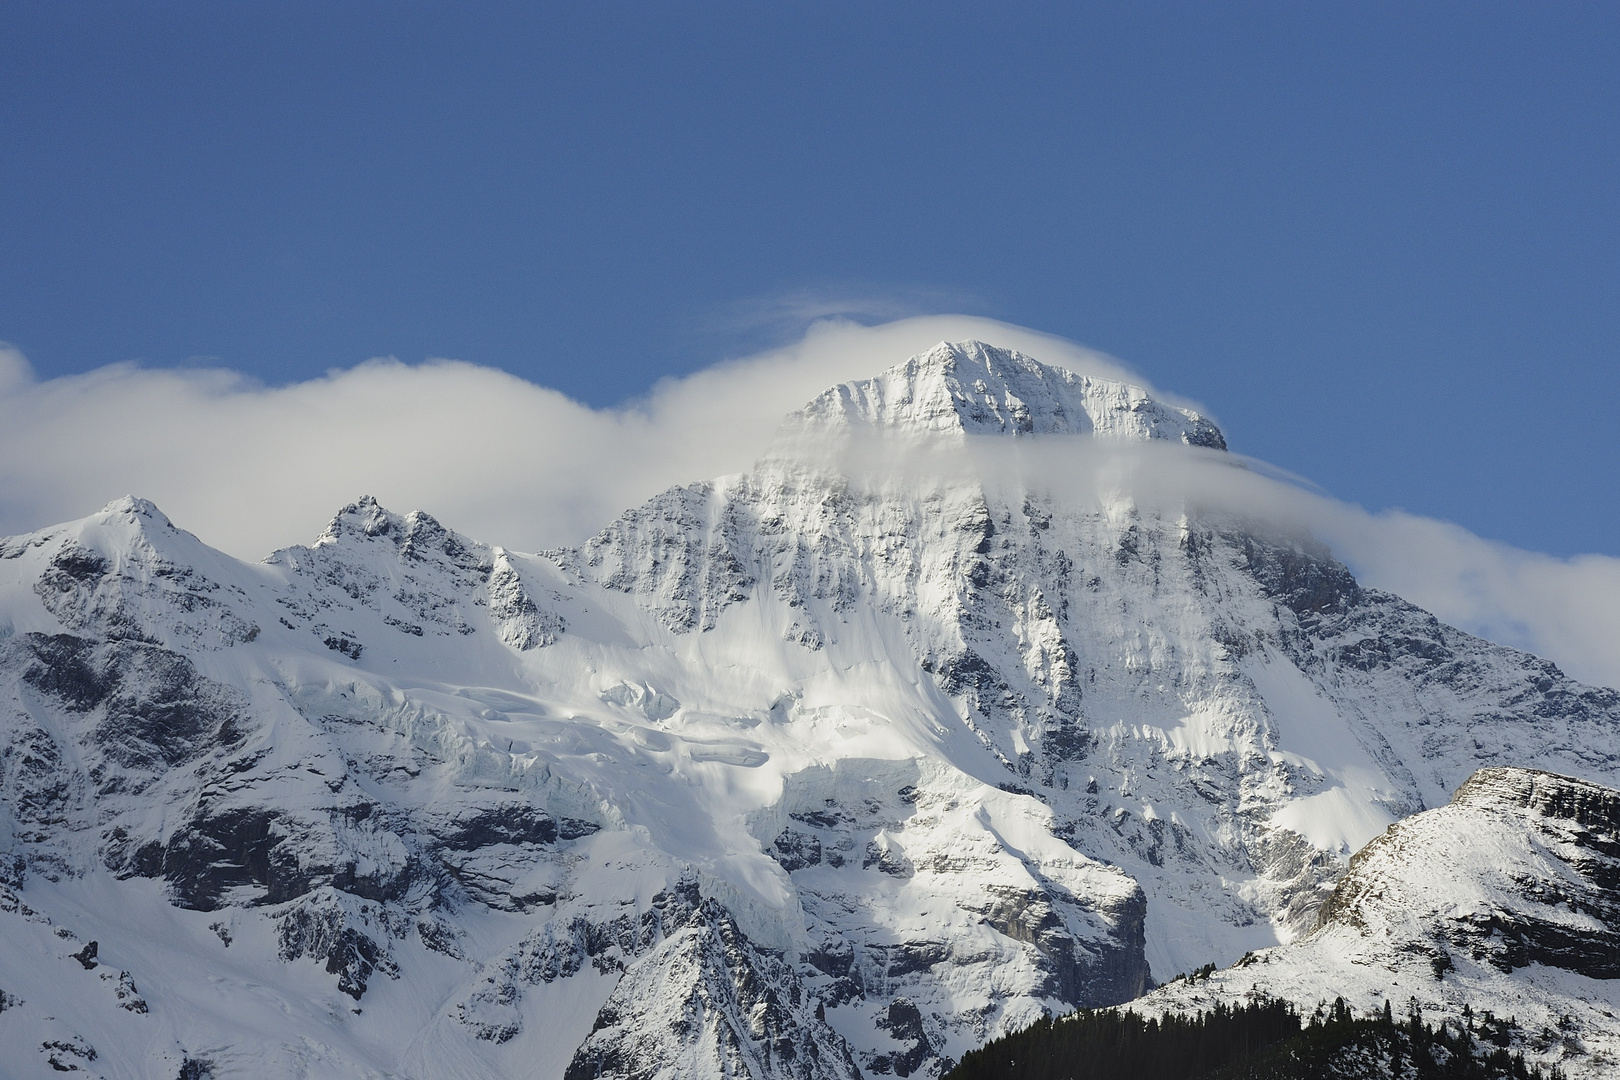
[279, 496, 495, 600]
[789, 340, 1226, 448]
[314, 496, 484, 564]
[96, 494, 171, 524]
[36, 495, 197, 563]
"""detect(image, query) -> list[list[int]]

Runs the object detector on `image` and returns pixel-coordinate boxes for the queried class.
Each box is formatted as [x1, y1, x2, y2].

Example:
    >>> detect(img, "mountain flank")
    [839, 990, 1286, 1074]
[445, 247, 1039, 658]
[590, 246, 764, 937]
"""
[0, 342, 1616, 1078]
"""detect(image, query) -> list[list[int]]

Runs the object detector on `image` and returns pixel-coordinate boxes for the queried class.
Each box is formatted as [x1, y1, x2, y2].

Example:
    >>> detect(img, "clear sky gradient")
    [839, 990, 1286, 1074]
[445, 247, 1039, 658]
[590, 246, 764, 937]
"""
[2, 2, 1616, 555]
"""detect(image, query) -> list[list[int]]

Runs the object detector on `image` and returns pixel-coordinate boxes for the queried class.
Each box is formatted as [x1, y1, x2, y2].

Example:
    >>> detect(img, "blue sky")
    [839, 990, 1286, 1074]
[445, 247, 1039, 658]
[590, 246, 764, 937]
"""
[2, 2, 1616, 556]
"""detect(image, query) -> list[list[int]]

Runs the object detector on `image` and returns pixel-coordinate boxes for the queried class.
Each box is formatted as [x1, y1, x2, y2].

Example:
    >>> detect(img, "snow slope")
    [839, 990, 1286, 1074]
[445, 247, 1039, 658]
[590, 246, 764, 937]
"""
[0, 340, 1616, 1079]
[1141, 766, 1620, 1079]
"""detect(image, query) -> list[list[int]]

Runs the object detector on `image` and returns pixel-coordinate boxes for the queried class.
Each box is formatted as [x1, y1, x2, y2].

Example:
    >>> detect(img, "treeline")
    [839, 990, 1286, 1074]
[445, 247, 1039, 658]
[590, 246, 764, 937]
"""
[1217, 998, 1565, 1080]
[946, 999, 1300, 1080]
[946, 996, 1566, 1080]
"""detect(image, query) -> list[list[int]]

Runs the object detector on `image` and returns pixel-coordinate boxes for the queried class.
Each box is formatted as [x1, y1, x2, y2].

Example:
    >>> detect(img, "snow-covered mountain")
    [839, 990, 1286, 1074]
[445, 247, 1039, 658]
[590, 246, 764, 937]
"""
[1142, 766, 1620, 1078]
[0, 340, 1616, 1079]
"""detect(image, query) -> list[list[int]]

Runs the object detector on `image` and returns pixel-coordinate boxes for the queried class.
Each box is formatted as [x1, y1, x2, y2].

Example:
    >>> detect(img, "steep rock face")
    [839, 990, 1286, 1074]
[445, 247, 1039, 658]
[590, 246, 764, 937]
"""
[576, 342, 1620, 973]
[0, 497, 598, 1076]
[489, 548, 566, 650]
[266, 494, 562, 654]
[0, 340, 1617, 1079]
[581, 481, 755, 636]
[1144, 767, 1620, 1079]
[748, 758, 1150, 1076]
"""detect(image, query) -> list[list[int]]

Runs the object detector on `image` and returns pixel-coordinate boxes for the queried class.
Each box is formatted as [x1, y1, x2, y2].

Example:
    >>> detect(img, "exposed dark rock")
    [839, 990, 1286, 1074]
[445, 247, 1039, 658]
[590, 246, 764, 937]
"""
[433, 803, 559, 849]
[103, 968, 147, 1012]
[322, 634, 363, 660]
[151, 807, 276, 909]
[1232, 532, 1362, 616]
[43, 1035, 98, 1071]
[870, 998, 934, 1077]
[886, 942, 948, 977]
[771, 828, 822, 871]
[558, 817, 600, 840]
[982, 882, 1152, 1007]
[141, 801, 409, 911]
[934, 651, 1009, 712]
[0, 705, 73, 831]
[863, 838, 913, 878]
[806, 937, 854, 978]
[177, 1058, 216, 1080]
[17, 633, 249, 777]
[275, 892, 399, 1000]
[71, 940, 98, 969]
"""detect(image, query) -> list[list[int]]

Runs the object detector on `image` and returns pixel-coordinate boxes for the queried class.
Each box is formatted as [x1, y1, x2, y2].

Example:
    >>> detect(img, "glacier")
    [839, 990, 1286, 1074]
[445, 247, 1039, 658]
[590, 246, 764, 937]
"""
[0, 340, 1616, 1078]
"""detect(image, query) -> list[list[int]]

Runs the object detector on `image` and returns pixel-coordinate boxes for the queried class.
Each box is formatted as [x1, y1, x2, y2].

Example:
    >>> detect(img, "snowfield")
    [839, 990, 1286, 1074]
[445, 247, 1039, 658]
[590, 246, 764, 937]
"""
[1, 340, 1617, 1078]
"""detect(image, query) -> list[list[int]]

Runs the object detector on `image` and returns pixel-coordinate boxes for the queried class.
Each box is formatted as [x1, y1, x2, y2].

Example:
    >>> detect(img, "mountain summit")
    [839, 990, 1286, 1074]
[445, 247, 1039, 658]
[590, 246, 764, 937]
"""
[0, 342, 1615, 1078]
[788, 340, 1227, 447]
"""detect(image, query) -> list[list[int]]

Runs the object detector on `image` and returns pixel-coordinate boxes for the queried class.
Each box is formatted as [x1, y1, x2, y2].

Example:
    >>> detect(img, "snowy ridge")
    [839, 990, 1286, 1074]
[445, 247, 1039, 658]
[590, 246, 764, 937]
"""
[0, 341, 1616, 1078]
[1139, 766, 1620, 1078]
[783, 341, 1226, 448]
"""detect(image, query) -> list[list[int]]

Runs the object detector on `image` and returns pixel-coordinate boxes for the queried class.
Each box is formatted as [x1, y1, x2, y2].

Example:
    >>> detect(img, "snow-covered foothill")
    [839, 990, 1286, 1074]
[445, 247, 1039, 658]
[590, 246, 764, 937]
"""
[1139, 766, 1620, 1078]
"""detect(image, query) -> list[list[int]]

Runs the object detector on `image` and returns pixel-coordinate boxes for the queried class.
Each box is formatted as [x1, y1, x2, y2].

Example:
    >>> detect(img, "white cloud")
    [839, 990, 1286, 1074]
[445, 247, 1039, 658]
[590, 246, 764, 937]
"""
[0, 317, 1141, 560]
[1317, 507, 1620, 691]
[2, 318, 1616, 690]
[711, 284, 988, 339]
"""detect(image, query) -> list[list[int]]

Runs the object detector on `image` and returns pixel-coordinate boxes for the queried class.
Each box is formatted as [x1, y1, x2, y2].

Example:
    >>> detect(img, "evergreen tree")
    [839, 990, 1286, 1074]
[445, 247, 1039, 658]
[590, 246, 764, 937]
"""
[945, 994, 1567, 1080]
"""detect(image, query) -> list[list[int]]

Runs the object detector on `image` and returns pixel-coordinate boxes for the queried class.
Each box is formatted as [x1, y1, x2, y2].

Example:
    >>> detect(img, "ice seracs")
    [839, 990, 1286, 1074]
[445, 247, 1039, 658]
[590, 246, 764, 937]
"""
[0, 340, 1617, 1078]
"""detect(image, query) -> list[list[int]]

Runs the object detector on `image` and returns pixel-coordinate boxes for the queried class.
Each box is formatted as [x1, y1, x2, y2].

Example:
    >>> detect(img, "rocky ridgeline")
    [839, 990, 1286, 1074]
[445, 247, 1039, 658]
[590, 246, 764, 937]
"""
[1143, 766, 1620, 1078]
[0, 342, 1616, 1078]
[1322, 767, 1620, 981]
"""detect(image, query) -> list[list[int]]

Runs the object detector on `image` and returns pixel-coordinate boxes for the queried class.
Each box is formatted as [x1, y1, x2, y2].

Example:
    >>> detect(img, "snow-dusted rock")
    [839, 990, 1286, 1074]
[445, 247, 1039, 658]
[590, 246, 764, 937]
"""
[1324, 767, 1620, 980]
[10, 496, 262, 651]
[785, 340, 1225, 447]
[1141, 766, 1620, 1078]
[554, 874, 861, 1080]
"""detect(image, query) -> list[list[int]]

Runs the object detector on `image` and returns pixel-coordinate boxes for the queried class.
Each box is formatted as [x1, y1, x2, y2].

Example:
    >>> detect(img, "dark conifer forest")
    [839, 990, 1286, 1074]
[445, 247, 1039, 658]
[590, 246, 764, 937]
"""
[945, 996, 1566, 1080]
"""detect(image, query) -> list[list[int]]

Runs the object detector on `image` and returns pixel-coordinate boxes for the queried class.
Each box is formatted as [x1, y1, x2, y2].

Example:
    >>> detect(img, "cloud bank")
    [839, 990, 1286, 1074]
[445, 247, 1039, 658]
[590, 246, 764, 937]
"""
[0, 316, 1138, 561]
[2, 317, 1617, 690]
